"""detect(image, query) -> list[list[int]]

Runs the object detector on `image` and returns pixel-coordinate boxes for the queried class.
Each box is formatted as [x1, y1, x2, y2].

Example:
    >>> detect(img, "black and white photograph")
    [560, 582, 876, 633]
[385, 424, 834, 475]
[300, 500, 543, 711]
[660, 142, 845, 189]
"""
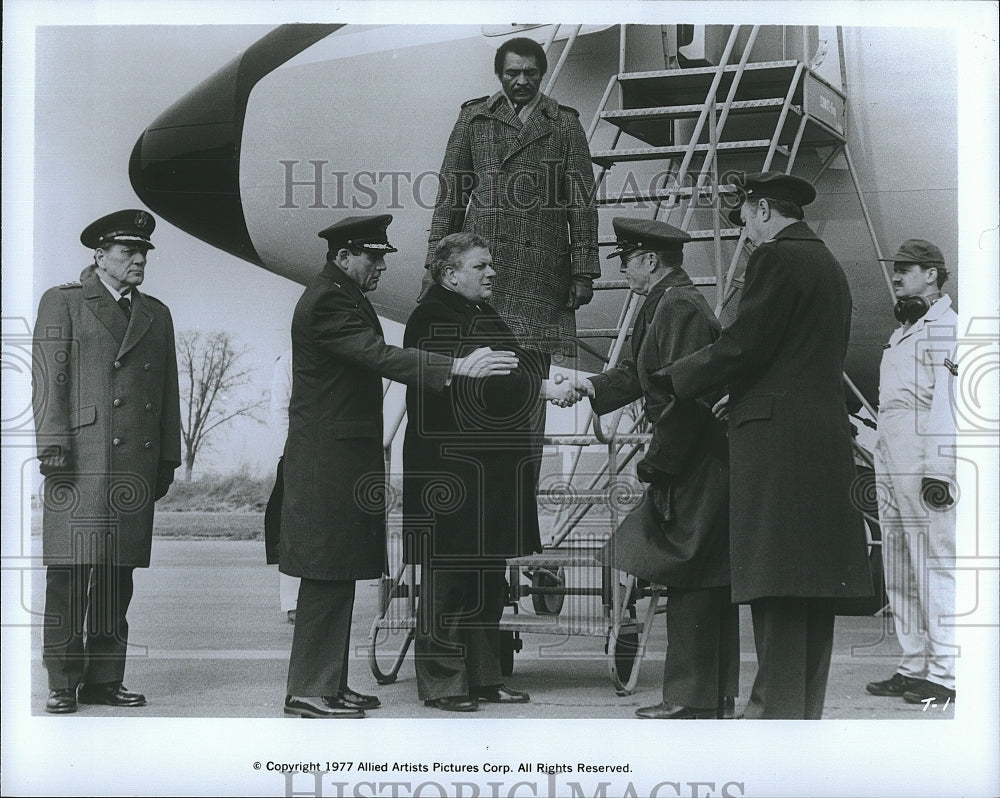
[2, 1, 998, 796]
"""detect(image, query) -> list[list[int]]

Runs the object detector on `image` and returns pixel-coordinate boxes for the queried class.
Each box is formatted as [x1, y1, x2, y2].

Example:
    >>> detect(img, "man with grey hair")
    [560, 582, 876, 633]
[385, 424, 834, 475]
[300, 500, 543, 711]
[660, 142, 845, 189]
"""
[404, 232, 577, 712]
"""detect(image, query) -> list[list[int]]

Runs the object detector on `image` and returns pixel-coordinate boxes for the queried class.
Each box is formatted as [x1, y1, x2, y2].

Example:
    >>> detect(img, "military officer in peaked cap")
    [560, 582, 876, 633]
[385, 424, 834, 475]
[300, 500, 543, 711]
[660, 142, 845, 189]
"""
[572, 218, 738, 719]
[279, 214, 519, 718]
[652, 172, 873, 718]
[32, 209, 181, 714]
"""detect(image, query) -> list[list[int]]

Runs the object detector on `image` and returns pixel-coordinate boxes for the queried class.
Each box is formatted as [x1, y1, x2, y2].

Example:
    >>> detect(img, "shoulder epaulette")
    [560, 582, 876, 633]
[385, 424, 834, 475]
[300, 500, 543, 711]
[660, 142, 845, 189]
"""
[558, 103, 581, 117]
[57, 281, 81, 289]
[461, 95, 490, 108]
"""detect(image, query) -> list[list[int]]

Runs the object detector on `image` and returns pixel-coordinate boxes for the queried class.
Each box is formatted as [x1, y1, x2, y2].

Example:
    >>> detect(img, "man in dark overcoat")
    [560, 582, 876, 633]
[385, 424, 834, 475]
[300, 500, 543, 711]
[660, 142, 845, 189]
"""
[653, 173, 873, 719]
[573, 218, 738, 720]
[403, 233, 570, 712]
[32, 210, 181, 713]
[279, 216, 519, 719]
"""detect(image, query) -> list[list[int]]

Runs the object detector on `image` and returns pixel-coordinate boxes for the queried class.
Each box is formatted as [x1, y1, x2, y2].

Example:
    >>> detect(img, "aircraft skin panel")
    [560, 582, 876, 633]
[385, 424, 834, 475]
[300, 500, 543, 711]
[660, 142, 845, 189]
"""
[132, 23, 959, 408]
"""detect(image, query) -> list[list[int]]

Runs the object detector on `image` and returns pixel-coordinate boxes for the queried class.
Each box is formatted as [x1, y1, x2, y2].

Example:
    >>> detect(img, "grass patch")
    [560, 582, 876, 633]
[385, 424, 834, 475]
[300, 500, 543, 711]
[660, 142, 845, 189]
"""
[158, 466, 273, 513]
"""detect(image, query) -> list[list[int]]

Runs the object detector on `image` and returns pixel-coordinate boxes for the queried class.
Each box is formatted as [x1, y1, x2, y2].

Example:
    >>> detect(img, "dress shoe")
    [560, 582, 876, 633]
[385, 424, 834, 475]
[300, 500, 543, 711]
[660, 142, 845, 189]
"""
[335, 688, 381, 710]
[424, 696, 479, 712]
[472, 685, 530, 704]
[865, 672, 925, 697]
[284, 695, 365, 718]
[635, 702, 716, 719]
[717, 695, 736, 719]
[903, 681, 955, 706]
[45, 688, 78, 714]
[77, 682, 146, 707]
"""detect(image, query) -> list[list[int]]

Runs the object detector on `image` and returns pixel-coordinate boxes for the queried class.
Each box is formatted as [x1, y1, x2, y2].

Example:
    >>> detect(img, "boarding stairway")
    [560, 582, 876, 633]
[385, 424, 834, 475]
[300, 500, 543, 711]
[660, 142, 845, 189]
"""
[370, 25, 887, 695]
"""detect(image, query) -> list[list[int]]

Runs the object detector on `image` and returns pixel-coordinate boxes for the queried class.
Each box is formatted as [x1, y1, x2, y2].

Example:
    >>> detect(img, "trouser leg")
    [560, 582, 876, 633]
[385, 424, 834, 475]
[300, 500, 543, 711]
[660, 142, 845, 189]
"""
[922, 507, 957, 689]
[83, 564, 135, 685]
[286, 578, 355, 696]
[43, 565, 88, 690]
[415, 567, 472, 701]
[746, 597, 834, 719]
[661, 586, 735, 708]
[464, 567, 507, 691]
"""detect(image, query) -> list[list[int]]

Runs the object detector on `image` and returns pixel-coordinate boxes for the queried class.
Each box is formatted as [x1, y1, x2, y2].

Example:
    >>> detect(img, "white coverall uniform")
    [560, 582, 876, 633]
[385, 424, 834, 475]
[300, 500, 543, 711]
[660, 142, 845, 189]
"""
[874, 295, 958, 691]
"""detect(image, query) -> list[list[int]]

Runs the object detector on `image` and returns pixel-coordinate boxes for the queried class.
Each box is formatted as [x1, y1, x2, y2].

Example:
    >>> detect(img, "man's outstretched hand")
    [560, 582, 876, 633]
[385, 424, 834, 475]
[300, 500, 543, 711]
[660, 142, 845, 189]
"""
[452, 347, 519, 378]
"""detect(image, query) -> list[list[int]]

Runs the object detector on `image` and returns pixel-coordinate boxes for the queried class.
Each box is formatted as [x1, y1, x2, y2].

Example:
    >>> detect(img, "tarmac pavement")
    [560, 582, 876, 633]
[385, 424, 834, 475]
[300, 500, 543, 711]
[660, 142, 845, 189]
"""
[27, 537, 954, 721]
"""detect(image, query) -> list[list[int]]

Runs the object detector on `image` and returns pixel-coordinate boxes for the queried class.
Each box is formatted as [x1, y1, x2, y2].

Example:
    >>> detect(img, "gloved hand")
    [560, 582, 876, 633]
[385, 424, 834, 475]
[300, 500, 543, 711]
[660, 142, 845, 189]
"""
[154, 464, 176, 501]
[565, 276, 594, 310]
[39, 448, 72, 476]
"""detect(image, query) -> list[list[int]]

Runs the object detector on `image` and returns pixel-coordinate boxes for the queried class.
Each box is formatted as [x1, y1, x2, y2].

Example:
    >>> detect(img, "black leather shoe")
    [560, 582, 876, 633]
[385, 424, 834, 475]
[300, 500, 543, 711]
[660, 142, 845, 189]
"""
[903, 681, 955, 706]
[77, 682, 146, 707]
[865, 673, 925, 696]
[635, 702, 716, 719]
[424, 696, 479, 712]
[472, 685, 530, 704]
[45, 688, 78, 714]
[717, 696, 736, 719]
[335, 688, 381, 710]
[284, 695, 365, 718]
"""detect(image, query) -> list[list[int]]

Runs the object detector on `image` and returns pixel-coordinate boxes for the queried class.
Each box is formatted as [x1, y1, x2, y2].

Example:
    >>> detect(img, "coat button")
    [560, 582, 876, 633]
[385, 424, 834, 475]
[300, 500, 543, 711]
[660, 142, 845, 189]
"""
[113, 398, 122, 407]
[144, 441, 153, 449]
[145, 403, 153, 411]
[113, 361, 122, 369]
[113, 438, 122, 446]
[143, 363, 151, 371]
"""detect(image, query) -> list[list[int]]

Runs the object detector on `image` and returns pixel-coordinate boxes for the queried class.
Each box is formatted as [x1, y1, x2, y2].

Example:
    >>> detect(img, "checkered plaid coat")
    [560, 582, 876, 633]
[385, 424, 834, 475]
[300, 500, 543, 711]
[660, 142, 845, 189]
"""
[427, 91, 599, 355]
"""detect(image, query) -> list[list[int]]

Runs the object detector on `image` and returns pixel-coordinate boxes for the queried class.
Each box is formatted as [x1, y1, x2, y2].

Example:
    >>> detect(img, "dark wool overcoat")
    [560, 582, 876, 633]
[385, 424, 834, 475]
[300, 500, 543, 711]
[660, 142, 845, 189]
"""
[32, 266, 181, 567]
[665, 222, 872, 603]
[427, 91, 599, 354]
[279, 263, 453, 582]
[589, 270, 731, 588]
[401, 284, 543, 566]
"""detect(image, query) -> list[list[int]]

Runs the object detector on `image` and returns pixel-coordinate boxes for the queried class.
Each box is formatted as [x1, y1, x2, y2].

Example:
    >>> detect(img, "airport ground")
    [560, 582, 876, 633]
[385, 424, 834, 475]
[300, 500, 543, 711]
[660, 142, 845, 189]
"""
[24, 515, 954, 721]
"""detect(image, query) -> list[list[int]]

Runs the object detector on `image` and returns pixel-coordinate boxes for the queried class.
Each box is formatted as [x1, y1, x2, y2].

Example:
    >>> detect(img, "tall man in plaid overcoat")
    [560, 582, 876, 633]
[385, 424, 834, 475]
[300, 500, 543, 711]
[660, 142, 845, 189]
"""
[426, 36, 600, 363]
[32, 210, 181, 714]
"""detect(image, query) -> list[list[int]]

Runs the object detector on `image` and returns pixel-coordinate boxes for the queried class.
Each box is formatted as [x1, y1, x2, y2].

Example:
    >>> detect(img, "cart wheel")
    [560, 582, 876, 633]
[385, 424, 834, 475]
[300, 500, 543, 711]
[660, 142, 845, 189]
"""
[614, 631, 640, 684]
[499, 630, 519, 676]
[530, 567, 565, 616]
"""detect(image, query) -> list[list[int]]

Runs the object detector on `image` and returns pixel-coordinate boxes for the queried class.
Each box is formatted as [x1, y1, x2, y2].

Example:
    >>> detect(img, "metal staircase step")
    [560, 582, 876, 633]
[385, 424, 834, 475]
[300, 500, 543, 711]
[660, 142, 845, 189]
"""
[596, 183, 740, 206]
[602, 100, 790, 146]
[594, 277, 718, 290]
[508, 550, 604, 569]
[499, 613, 641, 638]
[592, 140, 779, 167]
[617, 61, 803, 107]
[599, 229, 743, 245]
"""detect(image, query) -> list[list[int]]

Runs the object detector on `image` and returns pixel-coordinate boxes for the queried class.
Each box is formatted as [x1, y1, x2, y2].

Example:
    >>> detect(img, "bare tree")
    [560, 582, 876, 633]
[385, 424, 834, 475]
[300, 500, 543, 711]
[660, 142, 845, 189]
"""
[176, 330, 265, 481]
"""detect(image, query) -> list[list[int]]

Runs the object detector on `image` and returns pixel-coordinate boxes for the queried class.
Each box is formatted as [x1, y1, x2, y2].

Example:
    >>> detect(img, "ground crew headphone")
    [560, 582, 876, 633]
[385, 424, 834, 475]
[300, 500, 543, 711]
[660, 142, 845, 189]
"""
[893, 295, 931, 324]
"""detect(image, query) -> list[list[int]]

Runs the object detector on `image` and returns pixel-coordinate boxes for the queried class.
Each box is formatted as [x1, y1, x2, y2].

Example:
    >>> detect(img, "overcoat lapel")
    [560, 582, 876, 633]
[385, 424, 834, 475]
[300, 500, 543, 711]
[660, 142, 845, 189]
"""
[81, 271, 127, 343]
[502, 94, 557, 166]
[118, 291, 154, 358]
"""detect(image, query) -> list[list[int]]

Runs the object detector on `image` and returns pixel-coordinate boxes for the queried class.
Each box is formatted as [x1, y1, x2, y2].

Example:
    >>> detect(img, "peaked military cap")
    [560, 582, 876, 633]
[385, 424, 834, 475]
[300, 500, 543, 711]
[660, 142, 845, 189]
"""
[80, 209, 156, 249]
[727, 172, 817, 226]
[878, 238, 946, 267]
[607, 217, 691, 259]
[318, 214, 398, 253]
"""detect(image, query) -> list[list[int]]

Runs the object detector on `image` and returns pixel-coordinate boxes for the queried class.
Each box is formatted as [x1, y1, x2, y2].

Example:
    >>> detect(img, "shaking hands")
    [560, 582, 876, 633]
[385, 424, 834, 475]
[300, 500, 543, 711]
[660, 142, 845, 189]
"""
[544, 375, 596, 408]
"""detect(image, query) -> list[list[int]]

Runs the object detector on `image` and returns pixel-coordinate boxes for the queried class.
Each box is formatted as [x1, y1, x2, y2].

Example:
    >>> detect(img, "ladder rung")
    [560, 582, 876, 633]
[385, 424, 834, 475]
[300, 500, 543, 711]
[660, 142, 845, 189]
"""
[594, 277, 717, 290]
[591, 140, 773, 167]
[602, 98, 787, 123]
[541, 433, 650, 447]
[599, 230, 741, 245]
[596, 184, 741, 206]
